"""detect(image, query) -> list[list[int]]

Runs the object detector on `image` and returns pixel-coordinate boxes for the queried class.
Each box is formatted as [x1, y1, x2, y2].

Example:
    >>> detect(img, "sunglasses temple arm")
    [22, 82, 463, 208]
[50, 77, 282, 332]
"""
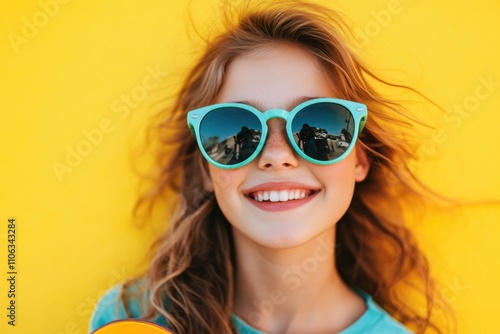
[358, 116, 367, 134]
[188, 123, 196, 136]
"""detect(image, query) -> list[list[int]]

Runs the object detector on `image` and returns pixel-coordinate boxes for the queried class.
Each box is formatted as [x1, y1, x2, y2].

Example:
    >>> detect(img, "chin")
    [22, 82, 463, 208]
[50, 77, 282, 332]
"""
[252, 228, 320, 250]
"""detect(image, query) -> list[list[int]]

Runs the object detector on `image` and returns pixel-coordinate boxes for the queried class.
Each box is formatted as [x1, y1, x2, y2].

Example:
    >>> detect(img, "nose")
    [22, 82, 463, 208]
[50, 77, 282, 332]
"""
[257, 119, 299, 170]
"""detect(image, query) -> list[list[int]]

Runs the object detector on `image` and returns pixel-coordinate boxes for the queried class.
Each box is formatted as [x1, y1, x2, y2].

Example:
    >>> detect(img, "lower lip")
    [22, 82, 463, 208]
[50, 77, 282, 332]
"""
[246, 192, 318, 212]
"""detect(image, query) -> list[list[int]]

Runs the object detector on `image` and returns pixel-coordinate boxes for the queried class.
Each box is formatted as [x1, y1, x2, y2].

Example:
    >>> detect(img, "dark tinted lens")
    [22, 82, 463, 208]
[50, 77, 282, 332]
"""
[199, 107, 262, 165]
[291, 102, 355, 161]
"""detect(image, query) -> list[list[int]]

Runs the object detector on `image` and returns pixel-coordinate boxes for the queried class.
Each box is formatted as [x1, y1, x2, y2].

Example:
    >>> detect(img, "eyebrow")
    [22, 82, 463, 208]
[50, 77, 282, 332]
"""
[231, 96, 323, 111]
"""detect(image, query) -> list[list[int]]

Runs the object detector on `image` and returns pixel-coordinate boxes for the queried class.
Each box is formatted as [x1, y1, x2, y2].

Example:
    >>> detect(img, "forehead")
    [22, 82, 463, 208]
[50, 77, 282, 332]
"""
[215, 43, 337, 109]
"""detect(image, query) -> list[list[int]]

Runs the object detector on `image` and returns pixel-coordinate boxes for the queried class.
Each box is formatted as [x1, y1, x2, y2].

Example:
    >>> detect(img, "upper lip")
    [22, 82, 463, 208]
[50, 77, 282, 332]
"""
[243, 181, 320, 196]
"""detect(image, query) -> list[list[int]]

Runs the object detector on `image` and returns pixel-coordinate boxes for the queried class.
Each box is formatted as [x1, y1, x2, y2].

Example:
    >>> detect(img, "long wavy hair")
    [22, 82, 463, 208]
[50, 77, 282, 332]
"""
[122, 1, 450, 333]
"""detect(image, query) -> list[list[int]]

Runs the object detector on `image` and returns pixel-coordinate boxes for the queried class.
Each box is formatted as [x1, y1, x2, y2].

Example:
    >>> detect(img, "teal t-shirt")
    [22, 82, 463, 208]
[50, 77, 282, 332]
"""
[89, 285, 412, 333]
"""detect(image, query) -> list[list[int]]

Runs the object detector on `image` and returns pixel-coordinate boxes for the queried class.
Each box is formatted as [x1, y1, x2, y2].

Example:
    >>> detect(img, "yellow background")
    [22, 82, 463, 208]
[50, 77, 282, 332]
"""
[1, 0, 499, 333]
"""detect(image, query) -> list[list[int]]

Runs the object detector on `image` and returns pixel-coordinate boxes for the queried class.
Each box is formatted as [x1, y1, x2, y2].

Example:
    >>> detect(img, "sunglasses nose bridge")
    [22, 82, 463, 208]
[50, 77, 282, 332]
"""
[260, 108, 295, 151]
[263, 108, 289, 122]
[262, 108, 290, 138]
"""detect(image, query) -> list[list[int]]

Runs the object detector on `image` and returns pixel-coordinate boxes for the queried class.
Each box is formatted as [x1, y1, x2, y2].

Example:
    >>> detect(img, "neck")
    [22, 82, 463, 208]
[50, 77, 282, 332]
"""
[232, 228, 365, 333]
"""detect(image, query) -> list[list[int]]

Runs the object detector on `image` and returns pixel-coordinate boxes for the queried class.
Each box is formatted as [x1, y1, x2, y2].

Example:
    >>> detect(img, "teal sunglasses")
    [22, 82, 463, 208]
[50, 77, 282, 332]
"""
[187, 97, 367, 169]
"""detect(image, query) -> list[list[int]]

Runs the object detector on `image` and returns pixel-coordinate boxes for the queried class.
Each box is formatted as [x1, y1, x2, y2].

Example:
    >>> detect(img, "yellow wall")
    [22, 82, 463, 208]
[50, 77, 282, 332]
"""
[1, 0, 499, 333]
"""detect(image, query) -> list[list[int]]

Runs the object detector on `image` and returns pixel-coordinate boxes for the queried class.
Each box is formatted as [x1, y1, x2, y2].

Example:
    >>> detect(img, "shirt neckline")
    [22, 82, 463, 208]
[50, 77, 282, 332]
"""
[230, 289, 383, 334]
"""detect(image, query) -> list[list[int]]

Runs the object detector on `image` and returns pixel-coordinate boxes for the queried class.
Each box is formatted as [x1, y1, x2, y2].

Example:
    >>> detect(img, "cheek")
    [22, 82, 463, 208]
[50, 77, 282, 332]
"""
[209, 168, 234, 191]
[316, 154, 357, 195]
[208, 166, 244, 207]
[208, 167, 248, 229]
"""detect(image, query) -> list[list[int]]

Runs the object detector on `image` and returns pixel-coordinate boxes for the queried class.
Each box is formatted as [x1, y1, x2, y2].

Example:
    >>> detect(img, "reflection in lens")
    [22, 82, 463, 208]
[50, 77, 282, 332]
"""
[200, 107, 262, 165]
[292, 103, 354, 161]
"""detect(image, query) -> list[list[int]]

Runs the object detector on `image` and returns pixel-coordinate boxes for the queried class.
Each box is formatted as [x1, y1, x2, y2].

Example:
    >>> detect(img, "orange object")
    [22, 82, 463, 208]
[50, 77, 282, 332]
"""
[92, 320, 174, 334]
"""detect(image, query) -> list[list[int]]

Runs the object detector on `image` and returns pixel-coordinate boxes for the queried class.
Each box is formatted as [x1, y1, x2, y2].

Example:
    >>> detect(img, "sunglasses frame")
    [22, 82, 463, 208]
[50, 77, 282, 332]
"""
[187, 97, 368, 169]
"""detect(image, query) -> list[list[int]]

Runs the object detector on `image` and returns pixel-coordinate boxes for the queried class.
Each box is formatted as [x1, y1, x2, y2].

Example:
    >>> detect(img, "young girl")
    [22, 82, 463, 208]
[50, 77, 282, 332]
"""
[90, 1, 447, 333]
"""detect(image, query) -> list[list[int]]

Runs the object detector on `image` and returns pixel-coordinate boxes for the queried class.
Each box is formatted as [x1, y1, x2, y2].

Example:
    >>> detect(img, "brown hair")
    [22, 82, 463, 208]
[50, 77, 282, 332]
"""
[123, 1, 450, 333]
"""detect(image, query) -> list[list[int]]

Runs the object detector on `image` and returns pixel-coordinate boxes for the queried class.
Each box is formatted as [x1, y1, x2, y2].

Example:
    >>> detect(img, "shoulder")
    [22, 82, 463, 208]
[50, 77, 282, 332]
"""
[340, 290, 413, 334]
[89, 282, 151, 333]
[89, 285, 127, 333]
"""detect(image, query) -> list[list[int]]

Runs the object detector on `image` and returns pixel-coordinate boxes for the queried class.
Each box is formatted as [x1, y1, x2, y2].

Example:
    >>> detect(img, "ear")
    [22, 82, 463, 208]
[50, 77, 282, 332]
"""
[354, 146, 371, 182]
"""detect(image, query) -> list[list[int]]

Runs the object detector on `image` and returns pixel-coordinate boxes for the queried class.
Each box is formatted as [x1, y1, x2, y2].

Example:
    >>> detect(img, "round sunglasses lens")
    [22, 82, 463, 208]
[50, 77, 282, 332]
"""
[291, 103, 355, 161]
[199, 107, 262, 165]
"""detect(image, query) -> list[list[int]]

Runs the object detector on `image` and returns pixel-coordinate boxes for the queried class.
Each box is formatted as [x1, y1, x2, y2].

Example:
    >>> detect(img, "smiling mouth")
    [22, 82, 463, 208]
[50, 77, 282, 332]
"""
[248, 189, 316, 203]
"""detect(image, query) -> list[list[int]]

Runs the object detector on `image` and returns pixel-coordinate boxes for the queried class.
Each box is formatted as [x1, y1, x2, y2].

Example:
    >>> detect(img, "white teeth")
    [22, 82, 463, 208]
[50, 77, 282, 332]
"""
[279, 190, 289, 202]
[263, 192, 270, 201]
[251, 189, 312, 202]
[269, 191, 279, 202]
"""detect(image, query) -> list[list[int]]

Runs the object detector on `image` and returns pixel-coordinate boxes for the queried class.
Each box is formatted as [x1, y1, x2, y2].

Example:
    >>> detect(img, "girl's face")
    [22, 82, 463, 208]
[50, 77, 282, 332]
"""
[207, 43, 370, 249]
